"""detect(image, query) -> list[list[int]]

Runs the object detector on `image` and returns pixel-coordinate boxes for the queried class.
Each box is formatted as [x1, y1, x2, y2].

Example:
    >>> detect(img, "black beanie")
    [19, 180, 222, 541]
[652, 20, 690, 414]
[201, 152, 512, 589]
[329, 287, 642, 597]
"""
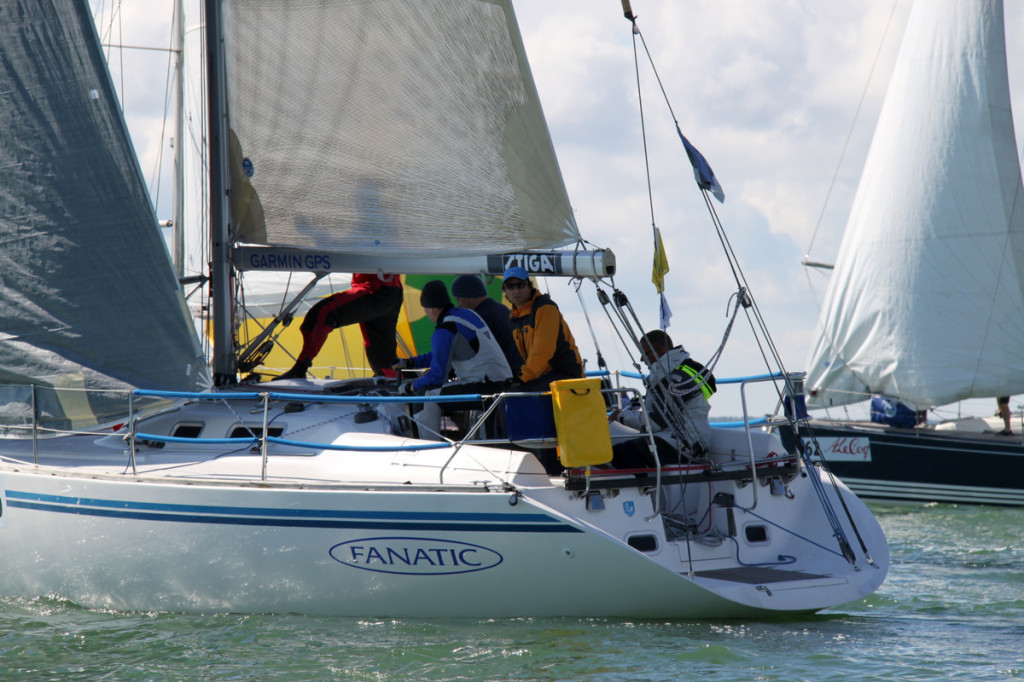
[420, 280, 452, 309]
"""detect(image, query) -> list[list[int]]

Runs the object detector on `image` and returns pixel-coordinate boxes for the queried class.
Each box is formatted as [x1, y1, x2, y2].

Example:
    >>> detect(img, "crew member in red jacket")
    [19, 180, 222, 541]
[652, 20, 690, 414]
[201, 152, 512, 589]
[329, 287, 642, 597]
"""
[278, 273, 403, 379]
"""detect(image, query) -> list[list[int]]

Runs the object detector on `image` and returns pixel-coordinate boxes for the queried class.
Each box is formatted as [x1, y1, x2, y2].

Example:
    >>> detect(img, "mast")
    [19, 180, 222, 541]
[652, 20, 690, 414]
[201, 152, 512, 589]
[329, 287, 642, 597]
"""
[205, 0, 236, 384]
[171, 0, 185, 276]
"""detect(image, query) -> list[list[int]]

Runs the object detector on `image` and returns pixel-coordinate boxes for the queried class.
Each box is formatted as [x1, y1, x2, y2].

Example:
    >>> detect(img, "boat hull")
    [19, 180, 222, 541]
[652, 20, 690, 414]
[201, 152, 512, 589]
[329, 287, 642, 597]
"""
[0, 457, 884, 618]
[801, 420, 1024, 506]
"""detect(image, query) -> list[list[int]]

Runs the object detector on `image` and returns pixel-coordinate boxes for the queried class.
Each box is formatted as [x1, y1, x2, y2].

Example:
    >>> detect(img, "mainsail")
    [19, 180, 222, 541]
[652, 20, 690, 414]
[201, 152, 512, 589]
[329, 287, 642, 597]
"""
[805, 0, 1024, 409]
[0, 0, 210, 401]
[200, 0, 595, 380]
[219, 0, 578, 256]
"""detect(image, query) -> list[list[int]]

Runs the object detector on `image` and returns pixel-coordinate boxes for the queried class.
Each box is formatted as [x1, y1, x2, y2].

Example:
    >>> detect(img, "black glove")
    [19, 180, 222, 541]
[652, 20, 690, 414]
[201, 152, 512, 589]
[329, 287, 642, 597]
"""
[392, 357, 412, 371]
[400, 381, 416, 396]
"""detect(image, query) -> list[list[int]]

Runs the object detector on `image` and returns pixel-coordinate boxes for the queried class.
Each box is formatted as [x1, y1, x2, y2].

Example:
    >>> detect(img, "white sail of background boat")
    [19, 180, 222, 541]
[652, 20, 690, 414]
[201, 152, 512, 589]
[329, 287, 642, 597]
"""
[0, 0, 887, 616]
[805, 0, 1024, 410]
[797, 0, 1024, 506]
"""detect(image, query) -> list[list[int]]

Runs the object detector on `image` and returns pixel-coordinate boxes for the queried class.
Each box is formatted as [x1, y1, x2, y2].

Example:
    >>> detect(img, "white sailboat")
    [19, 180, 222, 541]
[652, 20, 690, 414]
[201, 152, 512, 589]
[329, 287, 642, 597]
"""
[801, 0, 1024, 505]
[0, 0, 887, 617]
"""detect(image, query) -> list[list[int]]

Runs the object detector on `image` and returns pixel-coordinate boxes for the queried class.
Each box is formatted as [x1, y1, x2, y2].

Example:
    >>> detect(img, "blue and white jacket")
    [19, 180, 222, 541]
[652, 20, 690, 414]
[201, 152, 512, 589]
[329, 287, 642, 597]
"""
[411, 307, 512, 391]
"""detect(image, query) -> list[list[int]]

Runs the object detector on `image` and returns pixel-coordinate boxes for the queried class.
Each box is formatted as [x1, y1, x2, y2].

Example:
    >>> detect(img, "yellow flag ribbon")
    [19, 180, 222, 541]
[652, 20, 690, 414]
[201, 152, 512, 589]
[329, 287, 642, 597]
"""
[652, 227, 670, 294]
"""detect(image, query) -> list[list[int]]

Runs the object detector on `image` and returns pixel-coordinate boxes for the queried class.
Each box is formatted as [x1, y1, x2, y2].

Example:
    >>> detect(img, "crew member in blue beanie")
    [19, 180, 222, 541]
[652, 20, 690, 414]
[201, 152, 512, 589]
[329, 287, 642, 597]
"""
[451, 274, 522, 376]
[394, 280, 512, 438]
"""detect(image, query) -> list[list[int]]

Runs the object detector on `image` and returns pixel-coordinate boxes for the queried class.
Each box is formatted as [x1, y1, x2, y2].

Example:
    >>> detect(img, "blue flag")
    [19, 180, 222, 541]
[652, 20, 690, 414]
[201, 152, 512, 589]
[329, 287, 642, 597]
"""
[676, 124, 725, 203]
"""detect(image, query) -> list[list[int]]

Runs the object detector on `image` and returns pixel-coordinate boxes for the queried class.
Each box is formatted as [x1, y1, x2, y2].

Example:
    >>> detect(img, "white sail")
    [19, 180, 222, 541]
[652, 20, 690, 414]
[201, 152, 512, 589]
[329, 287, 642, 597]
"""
[0, 0, 210, 398]
[179, 0, 210, 285]
[219, 0, 578, 256]
[805, 0, 1024, 409]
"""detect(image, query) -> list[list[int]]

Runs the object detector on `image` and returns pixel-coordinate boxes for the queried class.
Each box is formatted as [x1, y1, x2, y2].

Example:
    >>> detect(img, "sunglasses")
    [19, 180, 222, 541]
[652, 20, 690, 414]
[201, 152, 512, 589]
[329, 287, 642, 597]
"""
[502, 281, 527, 290]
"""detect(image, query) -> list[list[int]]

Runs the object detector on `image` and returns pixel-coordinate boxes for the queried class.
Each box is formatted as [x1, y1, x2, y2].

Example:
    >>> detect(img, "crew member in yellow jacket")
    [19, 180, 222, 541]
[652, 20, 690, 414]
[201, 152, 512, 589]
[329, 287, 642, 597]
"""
[502, 266, 584, 391]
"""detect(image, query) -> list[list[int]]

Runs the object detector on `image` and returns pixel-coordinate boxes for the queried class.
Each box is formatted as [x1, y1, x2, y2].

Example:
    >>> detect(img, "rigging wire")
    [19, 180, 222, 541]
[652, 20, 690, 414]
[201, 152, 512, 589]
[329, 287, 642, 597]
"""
[91, 1, 126, 121]
[91, 1, 179, 225]
[627, 16, 786, 398]
[150, 2, 178, 214]
[626, 21, 661, 277]
[623, 8, 873, 564]
[805, 0, 903, 263]
[575, 287, 608, 374]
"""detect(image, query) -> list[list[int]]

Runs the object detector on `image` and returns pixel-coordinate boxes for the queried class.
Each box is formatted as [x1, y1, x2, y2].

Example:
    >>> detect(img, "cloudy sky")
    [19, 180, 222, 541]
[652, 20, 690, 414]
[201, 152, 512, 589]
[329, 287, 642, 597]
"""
[91, 0, 1024, 418]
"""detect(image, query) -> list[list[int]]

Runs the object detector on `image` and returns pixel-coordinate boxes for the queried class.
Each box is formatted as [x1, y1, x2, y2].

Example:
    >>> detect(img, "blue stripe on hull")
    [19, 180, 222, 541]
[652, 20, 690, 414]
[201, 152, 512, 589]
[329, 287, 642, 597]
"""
[3, 490, 583, 533]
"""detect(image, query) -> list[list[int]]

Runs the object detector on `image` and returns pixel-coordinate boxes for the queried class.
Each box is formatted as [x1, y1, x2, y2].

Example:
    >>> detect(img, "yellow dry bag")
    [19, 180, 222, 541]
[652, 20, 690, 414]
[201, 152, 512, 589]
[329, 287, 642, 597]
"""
[549, 378, 613, 468]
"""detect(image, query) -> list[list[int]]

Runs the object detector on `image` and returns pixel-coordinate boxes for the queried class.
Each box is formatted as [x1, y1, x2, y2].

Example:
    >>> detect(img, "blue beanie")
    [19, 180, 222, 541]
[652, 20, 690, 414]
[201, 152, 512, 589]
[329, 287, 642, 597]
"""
[502, 266, 529, 282]
[451, 274, 487, 298]
[419, 280, 451, 309]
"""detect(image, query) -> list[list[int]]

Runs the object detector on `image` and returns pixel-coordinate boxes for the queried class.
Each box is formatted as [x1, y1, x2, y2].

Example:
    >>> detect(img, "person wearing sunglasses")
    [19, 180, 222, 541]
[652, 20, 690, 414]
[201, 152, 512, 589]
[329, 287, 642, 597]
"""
[503, 266, 583, 392]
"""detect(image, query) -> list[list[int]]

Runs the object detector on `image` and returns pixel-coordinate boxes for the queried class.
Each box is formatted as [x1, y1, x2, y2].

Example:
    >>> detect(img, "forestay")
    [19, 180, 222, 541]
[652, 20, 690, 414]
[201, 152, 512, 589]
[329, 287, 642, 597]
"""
[805, 0, 1024, 409]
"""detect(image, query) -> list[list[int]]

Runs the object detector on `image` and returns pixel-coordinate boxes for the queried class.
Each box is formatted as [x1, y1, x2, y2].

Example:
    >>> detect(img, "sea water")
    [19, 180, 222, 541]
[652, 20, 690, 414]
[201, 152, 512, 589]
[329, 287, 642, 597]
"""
[1, 504, 1021, 681]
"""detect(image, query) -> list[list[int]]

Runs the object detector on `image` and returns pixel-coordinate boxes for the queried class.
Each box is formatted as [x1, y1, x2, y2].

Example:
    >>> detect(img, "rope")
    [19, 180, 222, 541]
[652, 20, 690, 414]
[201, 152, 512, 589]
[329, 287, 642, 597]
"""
[702, 289, 746, 376]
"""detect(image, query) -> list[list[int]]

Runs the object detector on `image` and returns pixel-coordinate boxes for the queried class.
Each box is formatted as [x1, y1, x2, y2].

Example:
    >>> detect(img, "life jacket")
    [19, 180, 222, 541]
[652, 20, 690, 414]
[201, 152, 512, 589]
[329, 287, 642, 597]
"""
[644, 349, 714, 448]
[509, 293, 583, 380]
[671, 357, 716, 402]
[444, 308, 512, 383]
